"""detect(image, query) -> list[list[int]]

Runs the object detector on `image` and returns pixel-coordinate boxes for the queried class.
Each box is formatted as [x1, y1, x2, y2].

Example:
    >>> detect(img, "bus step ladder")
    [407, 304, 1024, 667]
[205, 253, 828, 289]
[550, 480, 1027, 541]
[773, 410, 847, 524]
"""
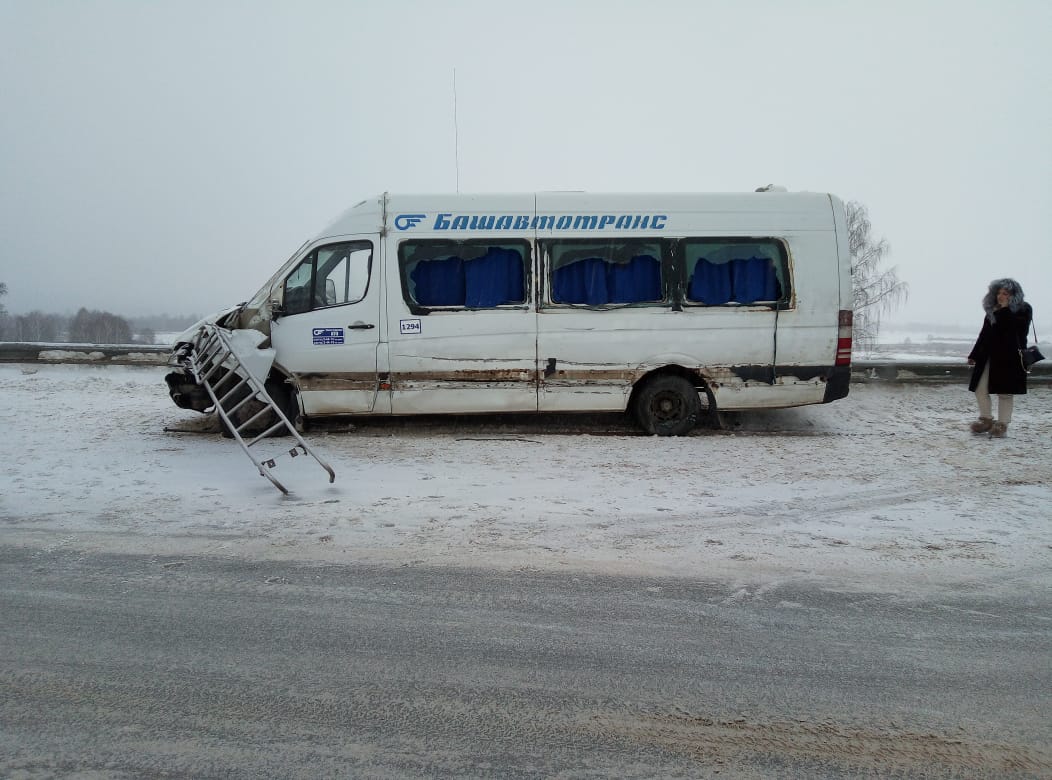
[188, 324, 336, 495]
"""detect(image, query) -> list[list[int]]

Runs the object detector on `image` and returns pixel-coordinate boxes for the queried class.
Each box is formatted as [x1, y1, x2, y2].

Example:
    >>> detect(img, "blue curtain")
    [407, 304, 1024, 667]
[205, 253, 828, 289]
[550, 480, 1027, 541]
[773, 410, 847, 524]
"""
[554, 254, 661, 305]
[608, 255, 661, 303]
[731, 257, 779, 304]
[464, 247, 524, 307]
[411, 248, 524, 308]
[410, 257, 465, 306]
[688, 259, 733, 304]
[691, 256, 778, 304]
[553, 257, 609, 305]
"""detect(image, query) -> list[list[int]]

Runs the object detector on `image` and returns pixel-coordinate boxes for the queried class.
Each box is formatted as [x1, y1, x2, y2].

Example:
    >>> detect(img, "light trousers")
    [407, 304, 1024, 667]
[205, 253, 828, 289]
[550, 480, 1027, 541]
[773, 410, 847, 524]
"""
[975, 363, 1014, 423]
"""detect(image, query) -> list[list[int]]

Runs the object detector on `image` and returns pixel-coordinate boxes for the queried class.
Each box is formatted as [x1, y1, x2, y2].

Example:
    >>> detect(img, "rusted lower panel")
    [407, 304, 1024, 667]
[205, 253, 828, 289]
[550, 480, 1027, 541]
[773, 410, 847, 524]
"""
[541, 367, 649, 386]
[693, 364, 833, 385]
[394, 369, 537, 383]
[728, 364, 830, 383]
[296, 373, 378, 392]
[373, 365, 832, 391]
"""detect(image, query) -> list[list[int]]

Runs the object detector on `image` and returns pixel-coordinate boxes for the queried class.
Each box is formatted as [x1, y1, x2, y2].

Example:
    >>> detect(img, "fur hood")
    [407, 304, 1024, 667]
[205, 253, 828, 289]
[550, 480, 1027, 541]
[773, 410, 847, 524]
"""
[983, 278, 1026, 324]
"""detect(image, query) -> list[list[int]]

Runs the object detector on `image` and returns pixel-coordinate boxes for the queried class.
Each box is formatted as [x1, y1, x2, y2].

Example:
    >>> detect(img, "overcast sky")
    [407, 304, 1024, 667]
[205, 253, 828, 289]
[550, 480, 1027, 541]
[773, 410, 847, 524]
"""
[1, 0, 1049, 333]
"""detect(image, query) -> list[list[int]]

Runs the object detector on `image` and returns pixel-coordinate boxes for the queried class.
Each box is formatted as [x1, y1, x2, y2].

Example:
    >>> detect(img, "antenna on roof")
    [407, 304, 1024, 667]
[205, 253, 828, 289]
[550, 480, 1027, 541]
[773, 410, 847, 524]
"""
[453, 68, 460, 193]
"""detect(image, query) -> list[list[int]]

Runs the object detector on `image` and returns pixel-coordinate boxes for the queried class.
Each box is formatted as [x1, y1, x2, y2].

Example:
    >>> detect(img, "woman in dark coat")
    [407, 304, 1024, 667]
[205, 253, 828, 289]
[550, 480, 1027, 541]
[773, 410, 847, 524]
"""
[967, 278, 1033, 438]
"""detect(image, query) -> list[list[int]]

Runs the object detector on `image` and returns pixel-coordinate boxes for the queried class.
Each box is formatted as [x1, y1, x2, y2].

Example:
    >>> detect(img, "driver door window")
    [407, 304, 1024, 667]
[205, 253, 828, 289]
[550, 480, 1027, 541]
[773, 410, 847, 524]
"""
[283, 242, 372, 315]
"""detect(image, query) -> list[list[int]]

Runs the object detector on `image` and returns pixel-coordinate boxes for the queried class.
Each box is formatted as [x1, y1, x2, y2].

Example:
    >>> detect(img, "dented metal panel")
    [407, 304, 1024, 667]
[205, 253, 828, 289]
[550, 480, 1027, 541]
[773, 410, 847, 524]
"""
[709, 378, 827, 410]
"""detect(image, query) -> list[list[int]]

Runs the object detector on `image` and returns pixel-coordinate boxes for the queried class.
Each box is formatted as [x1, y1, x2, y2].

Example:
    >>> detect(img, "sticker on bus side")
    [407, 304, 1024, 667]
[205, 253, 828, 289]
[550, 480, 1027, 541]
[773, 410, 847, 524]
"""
[312, 328, 344, 345]
[400, 319, 422, 335]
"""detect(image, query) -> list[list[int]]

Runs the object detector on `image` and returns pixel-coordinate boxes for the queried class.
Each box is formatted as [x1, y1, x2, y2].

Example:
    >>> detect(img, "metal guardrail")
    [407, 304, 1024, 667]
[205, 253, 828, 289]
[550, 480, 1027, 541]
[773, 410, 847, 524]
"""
[852, 358, 1051, 383]
[1, 342, 1049, 382]
[0, 342, 169, 365]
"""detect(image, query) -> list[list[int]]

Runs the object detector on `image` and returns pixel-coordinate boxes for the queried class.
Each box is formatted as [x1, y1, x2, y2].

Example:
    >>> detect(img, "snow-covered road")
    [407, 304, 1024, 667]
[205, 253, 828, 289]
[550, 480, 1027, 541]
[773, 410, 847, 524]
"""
[2, 363, 1049, 598]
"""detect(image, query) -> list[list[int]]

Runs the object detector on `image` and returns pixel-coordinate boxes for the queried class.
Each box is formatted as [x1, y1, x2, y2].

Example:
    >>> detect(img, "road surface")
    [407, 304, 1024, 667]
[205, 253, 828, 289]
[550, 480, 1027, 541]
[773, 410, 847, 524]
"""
[2, 546, 1048, 779]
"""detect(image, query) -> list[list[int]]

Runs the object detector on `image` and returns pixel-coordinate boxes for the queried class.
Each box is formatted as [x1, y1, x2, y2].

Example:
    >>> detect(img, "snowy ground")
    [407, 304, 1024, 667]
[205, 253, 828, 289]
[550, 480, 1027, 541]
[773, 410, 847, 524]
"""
[2, 363, 1050, 599]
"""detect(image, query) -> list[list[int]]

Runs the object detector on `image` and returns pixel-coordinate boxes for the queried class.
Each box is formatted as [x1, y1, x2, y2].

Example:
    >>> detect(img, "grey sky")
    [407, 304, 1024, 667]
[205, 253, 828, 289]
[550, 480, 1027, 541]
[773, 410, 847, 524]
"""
[1, 0, 1049, 332]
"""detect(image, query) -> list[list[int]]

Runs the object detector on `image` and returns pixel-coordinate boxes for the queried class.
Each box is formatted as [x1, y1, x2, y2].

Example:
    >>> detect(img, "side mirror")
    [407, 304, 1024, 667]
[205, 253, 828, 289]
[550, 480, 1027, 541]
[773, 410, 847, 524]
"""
[269, 297, 284, 320]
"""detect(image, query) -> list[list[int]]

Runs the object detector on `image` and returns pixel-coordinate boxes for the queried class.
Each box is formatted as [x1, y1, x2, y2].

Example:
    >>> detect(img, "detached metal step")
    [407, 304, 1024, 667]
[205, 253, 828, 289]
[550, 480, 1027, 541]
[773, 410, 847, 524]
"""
[187, 324, 335, 494]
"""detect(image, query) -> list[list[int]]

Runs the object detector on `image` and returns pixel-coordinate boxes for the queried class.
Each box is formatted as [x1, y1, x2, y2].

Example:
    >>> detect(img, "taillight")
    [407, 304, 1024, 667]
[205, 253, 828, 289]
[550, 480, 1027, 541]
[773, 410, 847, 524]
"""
[836, 309, 853, 366]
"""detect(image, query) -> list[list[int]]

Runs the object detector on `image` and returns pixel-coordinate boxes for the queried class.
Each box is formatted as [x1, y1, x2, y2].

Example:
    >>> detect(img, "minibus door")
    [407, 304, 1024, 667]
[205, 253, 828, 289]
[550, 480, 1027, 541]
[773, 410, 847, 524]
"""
[270, 238, 382, 414]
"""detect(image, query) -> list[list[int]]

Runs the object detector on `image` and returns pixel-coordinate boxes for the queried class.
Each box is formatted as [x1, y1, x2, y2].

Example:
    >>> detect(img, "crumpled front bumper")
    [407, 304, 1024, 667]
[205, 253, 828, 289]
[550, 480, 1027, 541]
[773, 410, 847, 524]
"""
[165, 341, 212, 412]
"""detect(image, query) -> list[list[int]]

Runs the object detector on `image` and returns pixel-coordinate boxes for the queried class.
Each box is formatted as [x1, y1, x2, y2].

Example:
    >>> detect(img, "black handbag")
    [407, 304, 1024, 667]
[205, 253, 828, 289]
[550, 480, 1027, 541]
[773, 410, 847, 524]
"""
[1021, 345, 1045, 371]
[1020, 321, 1045, 372]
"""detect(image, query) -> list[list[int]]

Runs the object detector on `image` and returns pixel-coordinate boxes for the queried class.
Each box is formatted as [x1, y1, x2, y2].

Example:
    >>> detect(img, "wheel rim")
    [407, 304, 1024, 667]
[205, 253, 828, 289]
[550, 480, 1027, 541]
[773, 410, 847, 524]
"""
[651, 391, 686, 422]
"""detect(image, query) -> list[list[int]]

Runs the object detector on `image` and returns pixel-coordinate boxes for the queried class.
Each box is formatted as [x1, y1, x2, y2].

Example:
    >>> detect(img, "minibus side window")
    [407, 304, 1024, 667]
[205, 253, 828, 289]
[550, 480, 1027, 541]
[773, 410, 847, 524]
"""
[282, 242, 372, 315]
[399, 240, 529, 310]
[681, 239, 788, 306]
[543, 240, 664, 306]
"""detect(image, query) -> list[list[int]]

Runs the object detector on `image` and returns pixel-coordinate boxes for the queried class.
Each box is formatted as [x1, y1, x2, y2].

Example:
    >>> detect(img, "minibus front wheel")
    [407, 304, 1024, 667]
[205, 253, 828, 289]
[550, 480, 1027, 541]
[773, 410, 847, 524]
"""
[632, 375, 701, 436]
[266, 375, 305, 433]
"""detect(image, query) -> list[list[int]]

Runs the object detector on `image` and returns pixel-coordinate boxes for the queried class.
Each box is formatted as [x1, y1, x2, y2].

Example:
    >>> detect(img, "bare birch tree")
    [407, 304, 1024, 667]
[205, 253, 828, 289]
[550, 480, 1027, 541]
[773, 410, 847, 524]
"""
[847, 201, 908, 351]
[11, 311, 64, 342]
[0, 282, 8, 339]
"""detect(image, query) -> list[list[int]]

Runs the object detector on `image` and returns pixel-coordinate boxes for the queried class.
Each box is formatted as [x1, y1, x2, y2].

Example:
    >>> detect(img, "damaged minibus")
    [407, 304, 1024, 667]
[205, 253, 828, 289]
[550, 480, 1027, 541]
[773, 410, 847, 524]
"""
[165, 189, 853, 436]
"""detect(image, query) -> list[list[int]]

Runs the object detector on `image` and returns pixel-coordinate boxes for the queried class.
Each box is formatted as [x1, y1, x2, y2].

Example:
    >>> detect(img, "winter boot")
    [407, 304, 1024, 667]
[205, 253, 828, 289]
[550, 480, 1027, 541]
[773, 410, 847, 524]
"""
[989, 421, 1008, 438]
[970, 417, 993, 434]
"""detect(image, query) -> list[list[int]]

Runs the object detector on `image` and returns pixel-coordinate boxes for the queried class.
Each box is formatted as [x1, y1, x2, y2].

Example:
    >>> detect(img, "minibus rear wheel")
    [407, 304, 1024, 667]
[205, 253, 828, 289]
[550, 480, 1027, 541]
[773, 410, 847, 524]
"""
[633, 375, 701, 436]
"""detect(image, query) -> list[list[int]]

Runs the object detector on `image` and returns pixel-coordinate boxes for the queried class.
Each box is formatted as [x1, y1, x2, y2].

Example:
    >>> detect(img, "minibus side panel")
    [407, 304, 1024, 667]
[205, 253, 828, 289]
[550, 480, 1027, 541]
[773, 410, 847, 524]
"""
[385, 194, 539, 415]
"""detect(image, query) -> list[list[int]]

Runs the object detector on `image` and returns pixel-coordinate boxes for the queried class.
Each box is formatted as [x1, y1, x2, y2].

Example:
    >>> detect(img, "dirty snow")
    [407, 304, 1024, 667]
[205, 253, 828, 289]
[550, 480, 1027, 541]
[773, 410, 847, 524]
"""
[1, 363, 1050, 598]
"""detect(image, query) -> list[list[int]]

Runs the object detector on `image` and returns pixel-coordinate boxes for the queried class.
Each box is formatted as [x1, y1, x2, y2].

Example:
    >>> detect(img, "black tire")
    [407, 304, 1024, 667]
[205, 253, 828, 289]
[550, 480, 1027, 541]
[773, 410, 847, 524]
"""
[632, 375, 702, 436]
[265, 377, 300, 436]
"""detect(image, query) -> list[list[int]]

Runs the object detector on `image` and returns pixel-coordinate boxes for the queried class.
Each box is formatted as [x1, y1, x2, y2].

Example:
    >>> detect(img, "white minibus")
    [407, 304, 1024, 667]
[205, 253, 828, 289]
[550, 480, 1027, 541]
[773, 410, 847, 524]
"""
[166, 189, 853, 435]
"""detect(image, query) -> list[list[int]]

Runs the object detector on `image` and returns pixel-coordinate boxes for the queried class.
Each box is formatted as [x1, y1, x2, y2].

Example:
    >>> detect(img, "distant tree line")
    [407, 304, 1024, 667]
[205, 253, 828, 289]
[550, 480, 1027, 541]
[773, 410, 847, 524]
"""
[0, 285, 198, 344]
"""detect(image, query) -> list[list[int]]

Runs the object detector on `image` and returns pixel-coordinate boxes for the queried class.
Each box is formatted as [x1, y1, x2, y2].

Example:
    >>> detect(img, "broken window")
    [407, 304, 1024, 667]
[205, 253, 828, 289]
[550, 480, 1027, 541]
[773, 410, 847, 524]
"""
[682, 239, 787, 306]
[544, 240, 664, 306]
[399, 241, 528, 309]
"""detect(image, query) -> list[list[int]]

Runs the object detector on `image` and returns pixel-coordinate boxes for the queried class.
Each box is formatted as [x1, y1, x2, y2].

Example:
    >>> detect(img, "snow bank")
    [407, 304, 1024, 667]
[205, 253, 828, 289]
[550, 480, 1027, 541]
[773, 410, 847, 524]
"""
[1, 363, 1049, 598]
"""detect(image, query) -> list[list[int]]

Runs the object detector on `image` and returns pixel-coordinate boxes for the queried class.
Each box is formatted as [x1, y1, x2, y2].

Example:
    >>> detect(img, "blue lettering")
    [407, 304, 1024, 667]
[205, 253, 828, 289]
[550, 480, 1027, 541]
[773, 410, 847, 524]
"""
[432, 211, 665, 232]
